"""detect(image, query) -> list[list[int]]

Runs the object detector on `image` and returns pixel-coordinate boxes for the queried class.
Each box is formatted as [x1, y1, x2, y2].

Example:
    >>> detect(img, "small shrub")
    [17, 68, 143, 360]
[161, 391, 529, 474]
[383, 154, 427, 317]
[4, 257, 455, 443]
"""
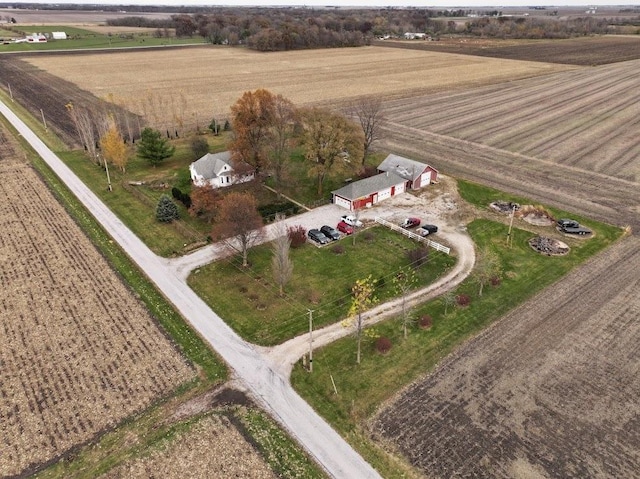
[375, 276, 386, 290]
[288, 225, 307, 248]
[375, 337, 392, 354]
[407, 246, 429, 268]
[363, 231, 375, 242]
[490, 275, 502, 286]
[308, 289, 321, 304]
[419, 315, 432, 329]
[332, 244, 345, 255]
[155, 195, 179, 222]
[239, 286, 248, 293]
[248, 294, 259, 302]
[224, 119, 231, 131]
[456, 294, 471, 307]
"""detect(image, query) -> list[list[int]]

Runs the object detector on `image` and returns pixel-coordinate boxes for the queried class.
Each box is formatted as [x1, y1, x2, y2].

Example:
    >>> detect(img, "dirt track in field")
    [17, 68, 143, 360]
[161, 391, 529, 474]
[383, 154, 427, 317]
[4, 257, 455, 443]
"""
[0, 122, 196, 477]
[371, 235, 640, 478]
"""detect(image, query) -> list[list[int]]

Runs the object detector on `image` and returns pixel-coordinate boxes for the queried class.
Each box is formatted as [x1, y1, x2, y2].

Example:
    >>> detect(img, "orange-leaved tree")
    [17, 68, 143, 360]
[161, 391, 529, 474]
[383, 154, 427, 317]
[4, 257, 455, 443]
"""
[299, 107, 364, 195]
[99, 115, 128, 173]
[213, 191, 265, 267]
[230, 89, 276, 176]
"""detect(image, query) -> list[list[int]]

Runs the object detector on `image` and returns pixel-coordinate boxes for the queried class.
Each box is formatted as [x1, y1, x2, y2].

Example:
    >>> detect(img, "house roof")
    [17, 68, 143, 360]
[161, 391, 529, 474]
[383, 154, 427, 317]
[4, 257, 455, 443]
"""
[332, 172, 405, 200]
[377, 154, 436, 181]
[191, 151, 233, 179]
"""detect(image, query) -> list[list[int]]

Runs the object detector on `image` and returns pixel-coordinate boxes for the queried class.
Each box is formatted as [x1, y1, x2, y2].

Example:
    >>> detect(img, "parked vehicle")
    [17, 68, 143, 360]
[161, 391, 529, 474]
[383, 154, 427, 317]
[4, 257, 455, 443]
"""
[400, 217, 421, 228]
[308, 229, 330, 244]
[336, 221, 354, 235]
[416, 224, 438, 236]
[557, 218, 591, 235]
[320, 225, 340, 241]
[341, 215, 363, 227]
[557, 218, 580, 229]
[560, 225, 592, 235]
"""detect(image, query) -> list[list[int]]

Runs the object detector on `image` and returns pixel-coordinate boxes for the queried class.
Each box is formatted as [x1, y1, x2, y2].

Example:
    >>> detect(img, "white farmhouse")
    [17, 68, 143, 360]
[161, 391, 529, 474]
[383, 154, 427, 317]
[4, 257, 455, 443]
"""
[189, 151, 255, 188]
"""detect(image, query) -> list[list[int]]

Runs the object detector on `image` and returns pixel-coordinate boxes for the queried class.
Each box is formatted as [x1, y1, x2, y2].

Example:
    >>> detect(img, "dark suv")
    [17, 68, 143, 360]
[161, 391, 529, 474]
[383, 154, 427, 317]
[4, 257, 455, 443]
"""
[320, 225, 340, 241]
[557, 219, 579, 229]
[308, 229, 330, 244]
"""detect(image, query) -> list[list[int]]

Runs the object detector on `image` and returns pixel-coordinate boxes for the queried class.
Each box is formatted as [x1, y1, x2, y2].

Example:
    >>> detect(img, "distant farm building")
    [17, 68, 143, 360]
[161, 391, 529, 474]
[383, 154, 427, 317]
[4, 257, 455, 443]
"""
[26, 33, 47, 43]
[51, 32, 67, 40]
[189, 151, 255, 188]
[377, 154, 438, 190]
[332, 171, 406, 211]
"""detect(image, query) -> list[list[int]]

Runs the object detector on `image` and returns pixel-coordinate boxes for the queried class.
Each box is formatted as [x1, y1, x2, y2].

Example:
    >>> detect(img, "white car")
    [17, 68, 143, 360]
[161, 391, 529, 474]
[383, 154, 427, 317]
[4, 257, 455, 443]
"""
[341, 215, 363, 227]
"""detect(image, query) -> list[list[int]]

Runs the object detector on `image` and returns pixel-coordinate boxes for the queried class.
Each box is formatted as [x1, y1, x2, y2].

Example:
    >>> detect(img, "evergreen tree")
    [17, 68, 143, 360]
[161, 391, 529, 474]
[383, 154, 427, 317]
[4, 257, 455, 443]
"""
[156, 194, 179, 222]
[137, 127, 175, 167]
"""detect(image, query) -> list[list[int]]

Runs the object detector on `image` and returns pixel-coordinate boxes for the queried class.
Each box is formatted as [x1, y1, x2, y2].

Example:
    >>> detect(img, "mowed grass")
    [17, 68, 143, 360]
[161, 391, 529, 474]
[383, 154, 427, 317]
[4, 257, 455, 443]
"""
[189, 226, 456, 346]
[290, 181, 623, 479]
[0, 25, 204, 52]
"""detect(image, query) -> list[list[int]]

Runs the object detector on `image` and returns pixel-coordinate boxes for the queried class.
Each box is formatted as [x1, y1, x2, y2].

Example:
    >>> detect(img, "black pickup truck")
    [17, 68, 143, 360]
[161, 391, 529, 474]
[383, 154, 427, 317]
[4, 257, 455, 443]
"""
[557, 219, 592, 235]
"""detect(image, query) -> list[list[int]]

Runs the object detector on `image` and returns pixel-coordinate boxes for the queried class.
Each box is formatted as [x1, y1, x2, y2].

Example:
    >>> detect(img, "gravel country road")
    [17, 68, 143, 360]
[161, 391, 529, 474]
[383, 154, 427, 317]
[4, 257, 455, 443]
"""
[0, 100, 382, 479]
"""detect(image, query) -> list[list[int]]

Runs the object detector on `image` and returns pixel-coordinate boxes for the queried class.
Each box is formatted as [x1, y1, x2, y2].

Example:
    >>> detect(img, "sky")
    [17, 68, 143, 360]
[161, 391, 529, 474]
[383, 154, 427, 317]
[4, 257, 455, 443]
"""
[6, 1, 640, 7]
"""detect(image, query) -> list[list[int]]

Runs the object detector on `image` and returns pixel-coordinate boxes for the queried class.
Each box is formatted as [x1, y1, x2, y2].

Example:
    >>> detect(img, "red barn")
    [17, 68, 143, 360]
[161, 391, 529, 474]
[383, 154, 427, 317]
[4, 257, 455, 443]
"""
[331, 172, 406, 211]
[377, 154, 438, 190]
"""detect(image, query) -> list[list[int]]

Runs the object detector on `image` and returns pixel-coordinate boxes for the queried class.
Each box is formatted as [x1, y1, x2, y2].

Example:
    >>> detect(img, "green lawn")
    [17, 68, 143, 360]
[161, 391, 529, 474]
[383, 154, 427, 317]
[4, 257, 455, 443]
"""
[189, 226, 456, 345]
[289, 182, 623, 479]
[0, 25, 205, 52]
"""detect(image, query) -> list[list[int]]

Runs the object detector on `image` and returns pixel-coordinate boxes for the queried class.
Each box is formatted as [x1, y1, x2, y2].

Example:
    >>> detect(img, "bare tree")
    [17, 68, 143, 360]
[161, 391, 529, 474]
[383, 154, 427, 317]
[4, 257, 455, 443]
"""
[441, 290, 457, 316]
[65, 102, 98, 164]
[474, 248, 501, 296]
[271, 214, 293, 296]
[214, 191, 265, 267]
[350, 96, 384, 163]
[393, 267, 417, 339]
[270, 94, 298, 187]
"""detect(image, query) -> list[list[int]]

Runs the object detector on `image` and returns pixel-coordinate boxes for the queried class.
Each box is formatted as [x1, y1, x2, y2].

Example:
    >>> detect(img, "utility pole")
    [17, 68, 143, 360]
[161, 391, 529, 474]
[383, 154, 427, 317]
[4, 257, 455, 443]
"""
[40, 108, 47, 131]
[8, 83, 13, 101]
[308, 309, 314, 373]
[507, 204, 516, 248]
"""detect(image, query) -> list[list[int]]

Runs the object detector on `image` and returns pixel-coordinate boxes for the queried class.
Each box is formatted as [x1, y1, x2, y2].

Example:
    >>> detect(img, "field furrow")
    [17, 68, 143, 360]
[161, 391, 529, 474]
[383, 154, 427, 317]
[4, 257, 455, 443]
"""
[0, 126, 196, 477]
[372, 237, 640, 479]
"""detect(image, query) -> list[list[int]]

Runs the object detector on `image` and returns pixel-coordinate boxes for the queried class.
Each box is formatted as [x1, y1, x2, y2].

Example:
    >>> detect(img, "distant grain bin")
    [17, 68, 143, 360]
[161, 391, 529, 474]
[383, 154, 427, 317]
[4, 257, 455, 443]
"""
[52, 32, 67, 40]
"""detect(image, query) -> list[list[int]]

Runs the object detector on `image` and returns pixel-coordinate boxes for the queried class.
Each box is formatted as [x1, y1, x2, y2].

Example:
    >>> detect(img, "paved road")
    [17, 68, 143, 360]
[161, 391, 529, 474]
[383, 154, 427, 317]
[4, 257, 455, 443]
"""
[0, 100, 383, 479]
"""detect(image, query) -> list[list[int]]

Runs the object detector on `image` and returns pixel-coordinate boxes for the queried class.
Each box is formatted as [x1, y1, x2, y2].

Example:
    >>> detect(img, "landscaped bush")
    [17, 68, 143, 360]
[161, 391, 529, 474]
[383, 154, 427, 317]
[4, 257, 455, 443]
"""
[171, 187, 192, 209]
[490, 275, 502, 286]
[375, 337, 392, 354]
[419, 315, 433, 329]
[456, 294, 471, 307]
[407, 246, 429, 268]
[332, 244, 345, 255]
[287, 225, 307, 248]
[258, 201, 300, 221]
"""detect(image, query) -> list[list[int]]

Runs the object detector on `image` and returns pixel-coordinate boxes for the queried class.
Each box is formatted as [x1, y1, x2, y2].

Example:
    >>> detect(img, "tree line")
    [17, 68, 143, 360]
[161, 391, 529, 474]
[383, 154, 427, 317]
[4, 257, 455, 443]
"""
[100, 7, 640, 50]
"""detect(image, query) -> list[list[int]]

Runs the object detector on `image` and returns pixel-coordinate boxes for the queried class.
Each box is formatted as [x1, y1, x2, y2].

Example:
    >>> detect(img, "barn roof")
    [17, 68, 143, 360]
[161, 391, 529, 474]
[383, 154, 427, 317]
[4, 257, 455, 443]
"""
[332, 172, 405, 200]
[377, 154, 436, 181]
[190, 151, 233, 179]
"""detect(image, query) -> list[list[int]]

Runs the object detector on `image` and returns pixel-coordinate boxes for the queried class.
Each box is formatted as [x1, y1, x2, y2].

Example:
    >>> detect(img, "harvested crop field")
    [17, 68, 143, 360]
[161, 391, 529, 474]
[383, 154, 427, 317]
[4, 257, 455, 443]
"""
[371, 235, 640, 479]
[0, 124, 196, 477]
[101, 413, 277, 479]
[382, 59, 640, 183]
[377, 35, 640, 66]
[0, 45, 572, 136]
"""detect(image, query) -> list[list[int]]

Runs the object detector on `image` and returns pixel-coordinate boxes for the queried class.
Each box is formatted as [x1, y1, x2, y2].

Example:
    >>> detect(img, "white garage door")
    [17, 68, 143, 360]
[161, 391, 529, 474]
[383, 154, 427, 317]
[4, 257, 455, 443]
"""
[377, 188, 392, 202]
[334, 195, 352, 210]
[420, 171, 431, 186]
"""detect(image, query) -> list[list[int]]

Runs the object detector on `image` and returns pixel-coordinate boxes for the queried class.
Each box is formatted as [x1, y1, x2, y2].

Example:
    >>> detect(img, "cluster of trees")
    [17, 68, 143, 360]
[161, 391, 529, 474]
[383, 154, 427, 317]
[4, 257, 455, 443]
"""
[102, 6, 637, 50]
[465, 16, 610, 39]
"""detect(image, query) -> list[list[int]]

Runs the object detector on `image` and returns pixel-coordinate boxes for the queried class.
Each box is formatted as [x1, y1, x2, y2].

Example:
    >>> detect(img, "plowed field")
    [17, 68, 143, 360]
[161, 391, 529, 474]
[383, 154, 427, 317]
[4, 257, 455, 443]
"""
[372, 236, 640, 478]
[0, 123, 196, 477]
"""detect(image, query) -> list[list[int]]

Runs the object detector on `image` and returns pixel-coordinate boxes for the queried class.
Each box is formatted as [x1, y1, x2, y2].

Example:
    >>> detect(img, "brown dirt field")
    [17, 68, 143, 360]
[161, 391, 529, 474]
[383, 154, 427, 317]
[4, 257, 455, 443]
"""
[4, 45, 572, 134]
[0, 8, 172, 25]
[371, 235, 640, 478]
[376, 35, 640, 66]
[382, 59, 640, 183]
[101, 413, 277, 479]
[0, 123, 196, 477]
